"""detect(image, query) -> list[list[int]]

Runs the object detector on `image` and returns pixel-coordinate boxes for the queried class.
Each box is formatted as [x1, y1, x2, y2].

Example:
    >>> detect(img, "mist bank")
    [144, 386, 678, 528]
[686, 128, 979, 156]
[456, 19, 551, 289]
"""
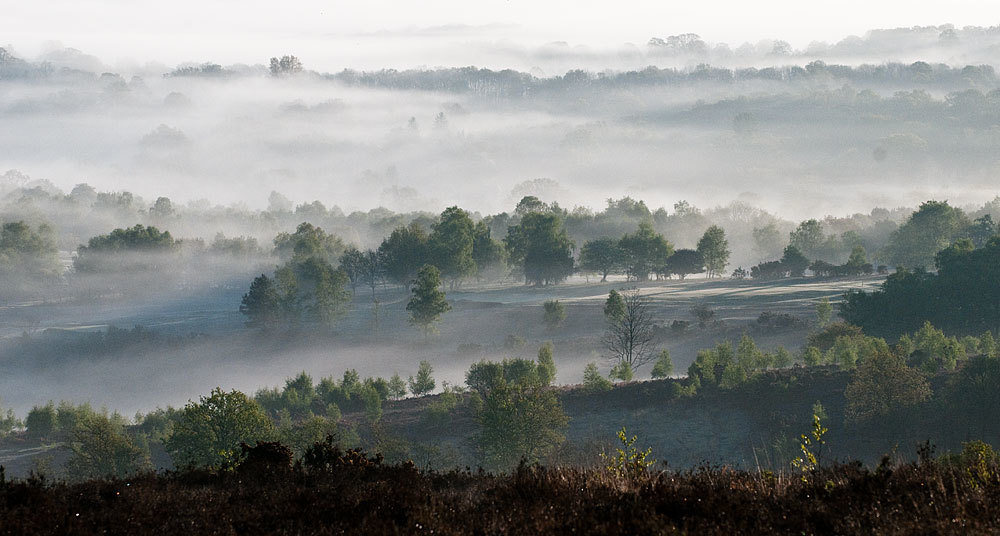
[4, 44, 1000, 219]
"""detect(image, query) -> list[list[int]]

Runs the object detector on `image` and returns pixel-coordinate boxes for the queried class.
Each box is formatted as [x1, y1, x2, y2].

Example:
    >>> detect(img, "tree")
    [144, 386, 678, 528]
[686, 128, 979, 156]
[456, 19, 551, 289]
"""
[844, 350, 931, 425]
[387, 373, 407, 400]
[358, 249, 386, 298]
[378, 223, 429, 287]
[663, 249, 704, 280]
[697, 225, 730, 278]
[240, 274, 282, 330]
[273, 222, 345, 265]
[609, 361, 634, 382]
[66, 413, 151, 480]
[74, 224, 176, 273]
[471, 221, 506, 281]
[578, 237, 622, 281]
[429, 206, 476, 287]
[604, 289, 626, 321]
[884, 200, 970, 268]
[25, 402, 56, 439]
[603, 290, 656, 370]
[406, 265, 451, 336]
[542, 300, 566, 331]
[475, 379, 568, 471]
[789, 219, 825, 258]
[149, 196, 175, 220]
[583, 362, 613, 392]
[269, 55, 303, 76]
[504, 212, 574, 286]
[0, 221, 61, 283]
[338, 247, 365, 294]
[618, 222, 673, 281]
[651, 349, 673, 378]
[780, 245, 810, 277]
[166, 388, 275, 469]
[537, 343, 556, 386]
[815, 297, 833, 327]
[408, 361, 436, 396]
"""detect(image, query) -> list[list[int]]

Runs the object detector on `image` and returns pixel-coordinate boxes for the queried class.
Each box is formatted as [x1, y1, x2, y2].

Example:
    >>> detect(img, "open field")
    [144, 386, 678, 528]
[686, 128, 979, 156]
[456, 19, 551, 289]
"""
[0, 275, 882, 417]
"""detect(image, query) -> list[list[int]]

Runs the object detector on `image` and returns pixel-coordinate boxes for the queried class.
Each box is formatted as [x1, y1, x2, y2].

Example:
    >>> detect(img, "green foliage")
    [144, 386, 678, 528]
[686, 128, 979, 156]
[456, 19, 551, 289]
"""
[960, 440, 999, 489]
[424, 386, 461, 428]
[780, 245, 810, 277]
[773, 347, 794, 368]
[791, 413, 828, 477]
[802, 346, 823, 366]
[909, 321, 966, 372]
[472, 220, 507, 281]
[842, 237, 1000, 338]
[815, 297, 833, 327]
[651, 349, 673, 378]
[378, 222, 430, 286]
[789, 219, 826, 259]
[663, 248, 704, 279]
[619, 222, 673, 281]
[609, 361, 634, 382]
[74, 224, 176, 272]
[166, 388, 275, 469]
[807, 322, 864, 352]
[696, 225, 730, 278]
[0, 405, 19, 439]
[844, 350, 931, 425]
[428, 206, 476, 284]
[542, 300, 566, 331]
[981, 331, 998, 358]
[26, 402, 56, 439]
[604, 290, 625, 321]
[504, 212, 575, 286]
[536, 343, 557, 386]
[240, 274, 282, 329]
[583, 362, 613, 392]
[579, 237, 622, 281]
[475, 380, 568, 471]
[66, 413, 151, 481]
[884, 200, 970, 268]
[409, 361, 436, 396]
[388, 373, 408, 400]
[600, 427, 655, 480]
[272, 222, 345, 265]
[0, 221, 61, 282]
[406, 265, 451, 335]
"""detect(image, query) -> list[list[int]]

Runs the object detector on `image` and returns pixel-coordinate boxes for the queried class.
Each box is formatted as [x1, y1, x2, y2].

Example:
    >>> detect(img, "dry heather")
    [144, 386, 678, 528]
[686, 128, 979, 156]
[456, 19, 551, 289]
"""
[1, 442, 999, 535]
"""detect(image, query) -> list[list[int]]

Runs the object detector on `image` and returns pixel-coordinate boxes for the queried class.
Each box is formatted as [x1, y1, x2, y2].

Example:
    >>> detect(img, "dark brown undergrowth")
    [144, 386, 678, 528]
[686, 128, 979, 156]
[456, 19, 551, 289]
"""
[2, 443, 1000, 535]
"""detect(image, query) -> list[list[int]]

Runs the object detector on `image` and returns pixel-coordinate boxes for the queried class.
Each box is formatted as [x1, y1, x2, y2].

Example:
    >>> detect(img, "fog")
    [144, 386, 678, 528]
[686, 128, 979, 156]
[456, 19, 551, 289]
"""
[1, 16, 1000, 476]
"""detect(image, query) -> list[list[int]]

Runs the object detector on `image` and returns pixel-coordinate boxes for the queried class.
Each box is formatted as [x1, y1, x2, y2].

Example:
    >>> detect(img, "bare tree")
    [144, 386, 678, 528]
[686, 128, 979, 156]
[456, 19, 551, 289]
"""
[603, 290, 656, 370]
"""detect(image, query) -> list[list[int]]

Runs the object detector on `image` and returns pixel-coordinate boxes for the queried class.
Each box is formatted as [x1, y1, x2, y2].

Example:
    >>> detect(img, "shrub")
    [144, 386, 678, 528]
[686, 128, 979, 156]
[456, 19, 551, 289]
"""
[26, 402, 57, 439]
[583, 362, 612, 392]
[542, 300, 566, 330]
[651, 349, 673, 378]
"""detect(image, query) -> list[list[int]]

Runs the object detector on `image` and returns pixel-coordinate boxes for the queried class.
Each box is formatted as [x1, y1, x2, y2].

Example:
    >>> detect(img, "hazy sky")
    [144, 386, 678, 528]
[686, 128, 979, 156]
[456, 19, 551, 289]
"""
[4, 0, 999, 70]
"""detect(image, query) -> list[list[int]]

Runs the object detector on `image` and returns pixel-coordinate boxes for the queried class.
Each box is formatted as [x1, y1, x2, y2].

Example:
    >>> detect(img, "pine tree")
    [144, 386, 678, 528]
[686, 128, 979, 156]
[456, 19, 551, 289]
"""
[240, 274, 282, 329]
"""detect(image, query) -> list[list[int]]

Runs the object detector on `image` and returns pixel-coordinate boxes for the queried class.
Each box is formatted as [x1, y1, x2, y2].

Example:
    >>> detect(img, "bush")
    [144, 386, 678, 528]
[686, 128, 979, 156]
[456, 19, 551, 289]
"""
[651, 350, 673, 378]
[583, 362, 612, 392]
[542, 300, 566, 330]
[26, 402, 57, 439]
[690, 304, 715, 326]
